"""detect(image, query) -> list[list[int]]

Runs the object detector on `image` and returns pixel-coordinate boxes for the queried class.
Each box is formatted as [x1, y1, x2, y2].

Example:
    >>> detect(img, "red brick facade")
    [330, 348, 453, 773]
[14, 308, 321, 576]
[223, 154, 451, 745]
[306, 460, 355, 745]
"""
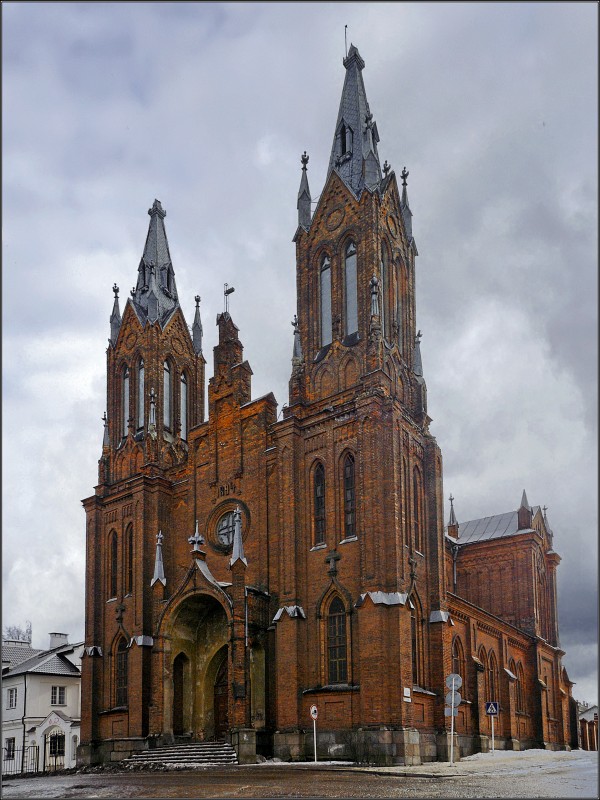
[78, 47, 572, 766]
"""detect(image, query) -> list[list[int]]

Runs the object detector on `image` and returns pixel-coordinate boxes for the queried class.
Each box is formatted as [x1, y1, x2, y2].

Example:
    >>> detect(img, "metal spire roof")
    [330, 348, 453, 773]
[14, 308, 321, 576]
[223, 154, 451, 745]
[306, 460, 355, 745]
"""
[297, 151, 312, 229]
[448, 494, 458, 527]
[230, 506, 247, 568]
[109, 283, 122, 345]
[520, 489, 530, 510]
[130, 200, 179, 327]
[151, 531, 166, 587]
[327, 44, 382, 195]
[192, 295, 203, 354]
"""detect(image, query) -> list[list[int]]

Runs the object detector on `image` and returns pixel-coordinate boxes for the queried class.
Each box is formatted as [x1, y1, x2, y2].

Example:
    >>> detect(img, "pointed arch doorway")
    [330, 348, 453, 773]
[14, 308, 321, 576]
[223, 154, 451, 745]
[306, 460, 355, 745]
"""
[213, 654, 229, 740]
[172, 652, 188, 736]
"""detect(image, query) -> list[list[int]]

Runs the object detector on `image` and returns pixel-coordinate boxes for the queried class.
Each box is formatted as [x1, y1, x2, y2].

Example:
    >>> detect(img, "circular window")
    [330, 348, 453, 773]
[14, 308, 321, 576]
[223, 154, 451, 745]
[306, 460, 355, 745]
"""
[216, 511, 235, 547]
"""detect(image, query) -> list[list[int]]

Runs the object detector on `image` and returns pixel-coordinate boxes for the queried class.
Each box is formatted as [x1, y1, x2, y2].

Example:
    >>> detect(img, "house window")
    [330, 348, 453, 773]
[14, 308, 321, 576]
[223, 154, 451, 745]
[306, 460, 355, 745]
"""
[314, 463, 326, 545]
[327, 597, 347, 684]
[122, 366, 130, 437]
[115, 638, 128, 707]
[4, 738, 15, 759]
[49, 732, 65, 757]
[343, 454, 356, 539]
[6, 688, 17, 709]
[163, 361, 172, 429]
[180, 373, 188, 440]
[137, 359, 144, 430]
[320, 256, 332, 347]
[109, 530, 118, 599]
[216, 511, 235, 548]
[345, 242, 358, 336]
[51, 686, 66, 705]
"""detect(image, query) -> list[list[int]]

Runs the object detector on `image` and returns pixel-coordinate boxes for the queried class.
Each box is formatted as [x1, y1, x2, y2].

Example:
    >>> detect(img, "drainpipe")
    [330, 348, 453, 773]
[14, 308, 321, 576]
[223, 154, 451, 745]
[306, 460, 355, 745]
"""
[21, 674, 27, 774]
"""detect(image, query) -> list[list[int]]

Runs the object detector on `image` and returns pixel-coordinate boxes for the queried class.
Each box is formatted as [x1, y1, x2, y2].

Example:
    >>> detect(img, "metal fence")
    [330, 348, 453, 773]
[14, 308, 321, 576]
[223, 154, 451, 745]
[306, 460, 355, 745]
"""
[2, 744, 40, 776]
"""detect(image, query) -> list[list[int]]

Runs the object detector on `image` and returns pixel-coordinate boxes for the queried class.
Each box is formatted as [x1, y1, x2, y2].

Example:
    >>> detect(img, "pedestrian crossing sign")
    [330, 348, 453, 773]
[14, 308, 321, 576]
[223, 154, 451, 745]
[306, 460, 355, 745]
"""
[485, 701, 499, 715]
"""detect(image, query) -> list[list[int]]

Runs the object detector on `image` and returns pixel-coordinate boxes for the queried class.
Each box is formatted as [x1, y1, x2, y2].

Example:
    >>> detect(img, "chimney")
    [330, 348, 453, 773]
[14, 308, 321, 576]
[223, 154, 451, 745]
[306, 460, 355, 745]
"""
[49, 632, 69, 650]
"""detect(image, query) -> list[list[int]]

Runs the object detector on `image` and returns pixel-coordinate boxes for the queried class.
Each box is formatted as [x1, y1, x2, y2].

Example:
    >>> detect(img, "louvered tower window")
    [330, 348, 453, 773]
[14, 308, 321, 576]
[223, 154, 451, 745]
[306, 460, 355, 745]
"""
[320, 256, 332, 347]
[314, 463, 326, 545]
[163, 361, 172, 429]
[180, 373, 187, 440]
[122, 366, 130, 438]
[343, 454, 356, 539]
[137, 359, 144, 430]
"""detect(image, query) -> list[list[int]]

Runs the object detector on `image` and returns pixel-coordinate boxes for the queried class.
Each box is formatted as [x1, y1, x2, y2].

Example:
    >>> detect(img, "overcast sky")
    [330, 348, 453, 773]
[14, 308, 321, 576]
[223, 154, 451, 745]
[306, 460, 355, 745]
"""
[3, 3, 597, 703]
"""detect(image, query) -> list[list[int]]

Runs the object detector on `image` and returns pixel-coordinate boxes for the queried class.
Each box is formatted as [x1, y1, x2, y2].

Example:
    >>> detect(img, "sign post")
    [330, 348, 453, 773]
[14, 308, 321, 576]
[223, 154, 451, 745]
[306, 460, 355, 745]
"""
[445, 673, 462, 765]
[485, 702, 499, 755]
[310, 704, 318, 763]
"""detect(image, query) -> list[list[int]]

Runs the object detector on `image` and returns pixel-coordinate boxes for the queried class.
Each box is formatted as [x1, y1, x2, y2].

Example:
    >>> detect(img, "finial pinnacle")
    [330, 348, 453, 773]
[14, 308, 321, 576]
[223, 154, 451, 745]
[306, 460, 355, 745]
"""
[224, 283, 235, 314]
[301, 151, 309, 170]
[416, 329, 422, 343]
[131, 286, 136, 297]
[113, 283, 119, 299]
[195, 294, 201, 308]
[401, 166, 409, 187]
[383, 160, 390, 177]
[449, 494, 454, 506]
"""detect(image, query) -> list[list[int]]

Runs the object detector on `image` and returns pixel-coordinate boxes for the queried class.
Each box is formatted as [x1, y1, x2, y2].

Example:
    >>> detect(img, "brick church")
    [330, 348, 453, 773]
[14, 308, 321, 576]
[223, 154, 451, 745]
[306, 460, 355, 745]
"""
[78, 45, 574, 766]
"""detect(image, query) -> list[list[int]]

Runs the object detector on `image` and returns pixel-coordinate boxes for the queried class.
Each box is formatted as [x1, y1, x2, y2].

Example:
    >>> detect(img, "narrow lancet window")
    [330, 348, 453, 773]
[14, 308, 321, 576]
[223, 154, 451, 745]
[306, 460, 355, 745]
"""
[137, 360, 144, 430]
[122, 366, 130, 438]
[115, 638, 128, 707]
[314, 463, 326, 545]
[327, 597, 347, 684]
[345, 242, 358, 336]
[126, 525, 133, 595]
[180, 373, 187, 440]
[320, 256, 332, 347]
[380, 244, 387, 339]
[343, 454, 356, 539]
[163, 361, 171, 429]
[109, 531, 118, 599]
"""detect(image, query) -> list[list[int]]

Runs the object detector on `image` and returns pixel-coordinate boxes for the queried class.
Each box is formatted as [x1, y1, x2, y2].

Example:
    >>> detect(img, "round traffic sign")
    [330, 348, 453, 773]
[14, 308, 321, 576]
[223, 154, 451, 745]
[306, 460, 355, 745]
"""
[445, 690, 462, 707]
[310, 704, 318, 720]
[446, 673, 462, 689]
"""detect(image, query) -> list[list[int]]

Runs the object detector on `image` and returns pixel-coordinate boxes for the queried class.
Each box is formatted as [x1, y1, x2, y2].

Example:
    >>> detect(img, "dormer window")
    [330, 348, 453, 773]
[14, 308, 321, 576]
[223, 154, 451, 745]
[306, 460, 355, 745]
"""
[337, 121, 353, 161]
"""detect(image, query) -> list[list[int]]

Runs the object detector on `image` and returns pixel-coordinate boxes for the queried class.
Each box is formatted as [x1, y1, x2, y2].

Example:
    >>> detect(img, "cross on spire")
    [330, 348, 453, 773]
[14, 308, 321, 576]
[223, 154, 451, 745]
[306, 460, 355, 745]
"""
[224, 283, 235, 314]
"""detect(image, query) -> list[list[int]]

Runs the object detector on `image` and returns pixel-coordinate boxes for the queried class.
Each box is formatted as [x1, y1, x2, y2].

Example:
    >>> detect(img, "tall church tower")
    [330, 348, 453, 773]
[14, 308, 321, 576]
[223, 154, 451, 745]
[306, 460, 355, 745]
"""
[271, 44, 450, 763]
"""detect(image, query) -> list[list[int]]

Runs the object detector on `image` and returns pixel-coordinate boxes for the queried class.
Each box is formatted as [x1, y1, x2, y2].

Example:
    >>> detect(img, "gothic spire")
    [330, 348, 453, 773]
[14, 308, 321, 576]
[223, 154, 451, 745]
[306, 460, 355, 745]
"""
[297, 151, 312, 229]
[292, 314, 303, 365]
[413, 330, 423, 377]
[192, 295, 203, 354]
[130, 200, 179, 327]
[150, 531, 166, 587]
[328, 44, 382, 195]
[520, 489, 530, 510]
[102, 412, 109, 450]
[109, 283, 122, 346]
[448, 494, 458, 527]
[230, 506, 247, 568]
[400, 166, 413, 238]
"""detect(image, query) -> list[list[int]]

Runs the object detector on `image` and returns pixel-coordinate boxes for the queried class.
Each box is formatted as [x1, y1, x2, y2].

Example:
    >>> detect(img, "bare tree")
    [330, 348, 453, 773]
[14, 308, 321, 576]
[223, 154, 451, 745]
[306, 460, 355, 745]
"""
[3, 621, 32, 642]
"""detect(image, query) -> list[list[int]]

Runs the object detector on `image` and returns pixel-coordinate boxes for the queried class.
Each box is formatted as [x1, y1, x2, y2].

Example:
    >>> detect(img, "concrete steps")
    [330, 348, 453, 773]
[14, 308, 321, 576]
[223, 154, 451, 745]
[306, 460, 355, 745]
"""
[123, 741, 238, 768]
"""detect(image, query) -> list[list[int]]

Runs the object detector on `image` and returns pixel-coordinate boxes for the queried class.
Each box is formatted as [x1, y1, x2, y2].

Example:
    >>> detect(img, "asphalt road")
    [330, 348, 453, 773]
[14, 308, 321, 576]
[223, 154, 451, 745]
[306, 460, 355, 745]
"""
[2, 750, 597, 799]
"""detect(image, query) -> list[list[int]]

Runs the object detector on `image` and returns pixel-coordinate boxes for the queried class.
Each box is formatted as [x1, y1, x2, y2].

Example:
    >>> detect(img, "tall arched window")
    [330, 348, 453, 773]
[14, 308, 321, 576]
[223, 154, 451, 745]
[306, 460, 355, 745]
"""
[479, 646, 489, 700]
[126, 525, 133, 596]
[489, 650, 499, 702]
[343, 453, 356, 539]
[410, 595, 424, 686]
[137, 359, 144, 430]
[314, 463, 326, 545]
[320, 255, 332, 347]
[516, 662, 525, 712]
[344, 242, 358, 336]
[180, 373, 188, 440]
[452, 636, 466, 691]
[380, 244, 387, 338]
[122, 366, 130, 438]
[163, 361, 172, 429]
[115, 638, 128, 707]
[108, 531, 118, 599]
[327, 597, 347, 684]
[413, 468, 423, 552]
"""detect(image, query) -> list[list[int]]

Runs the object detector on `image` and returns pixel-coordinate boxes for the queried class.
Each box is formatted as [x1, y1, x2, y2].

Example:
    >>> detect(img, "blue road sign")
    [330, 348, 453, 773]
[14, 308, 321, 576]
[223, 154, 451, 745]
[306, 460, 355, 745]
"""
[485, 701, 499, 715]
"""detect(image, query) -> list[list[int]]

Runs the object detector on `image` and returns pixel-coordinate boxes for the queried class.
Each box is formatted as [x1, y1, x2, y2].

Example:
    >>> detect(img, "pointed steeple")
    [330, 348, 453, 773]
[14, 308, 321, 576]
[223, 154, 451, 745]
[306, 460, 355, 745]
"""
[230, 506, 247, 568]
[400, 167, 413, 239]
[447, 494, 459, 540]
[151, 531, 166, 587]
[109, 283, 122, 345]
[192, 295, 203, 354]
[297, 151, 312, 229]
[102, 412, 109, 450]
[292, 314, 303, 365]
[517, 489, 533, 530]
[328, 44, 382, 195]
[130, 200, 179, 327]
[413, 330, 423, 377]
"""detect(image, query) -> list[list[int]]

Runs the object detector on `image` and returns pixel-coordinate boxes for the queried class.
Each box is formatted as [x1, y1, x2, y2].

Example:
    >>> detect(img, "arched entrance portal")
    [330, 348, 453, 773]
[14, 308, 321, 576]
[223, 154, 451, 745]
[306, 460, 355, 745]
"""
[166, 593, 229, 741]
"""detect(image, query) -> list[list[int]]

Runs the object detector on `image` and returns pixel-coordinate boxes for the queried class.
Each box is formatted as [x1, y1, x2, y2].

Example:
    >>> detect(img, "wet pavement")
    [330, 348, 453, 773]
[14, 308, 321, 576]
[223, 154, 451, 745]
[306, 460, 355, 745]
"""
[2, 749, 597, 798]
